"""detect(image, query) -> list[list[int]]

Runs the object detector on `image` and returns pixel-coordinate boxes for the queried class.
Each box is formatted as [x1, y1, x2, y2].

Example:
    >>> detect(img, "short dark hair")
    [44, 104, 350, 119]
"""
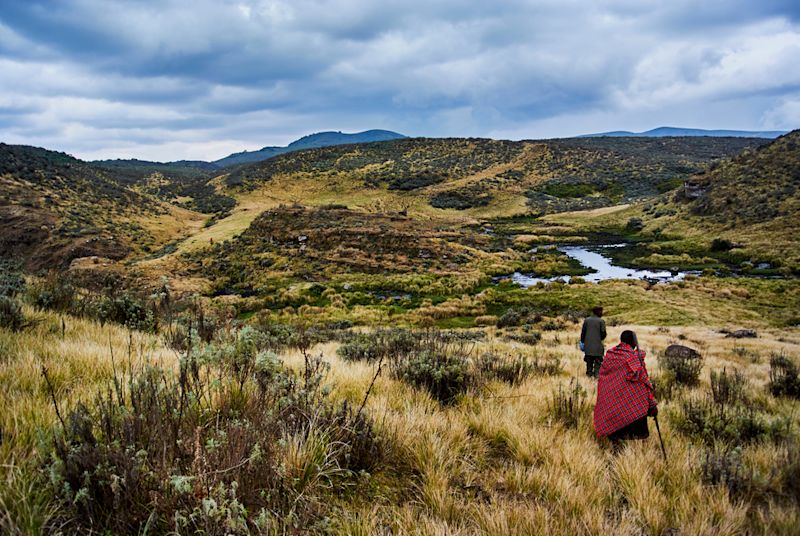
[592, 306, 603, 317]
[620, 330, 638, 348]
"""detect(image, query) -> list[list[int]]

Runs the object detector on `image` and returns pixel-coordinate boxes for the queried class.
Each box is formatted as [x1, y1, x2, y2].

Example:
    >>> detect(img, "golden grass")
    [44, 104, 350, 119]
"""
[3, 308, 800, 533]
[282, 324, 800, 534]
[0, 306, 177, 463]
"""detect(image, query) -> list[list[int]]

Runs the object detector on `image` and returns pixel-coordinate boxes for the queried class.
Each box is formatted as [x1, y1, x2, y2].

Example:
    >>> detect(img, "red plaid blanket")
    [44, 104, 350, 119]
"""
[594, 342, 657, 437]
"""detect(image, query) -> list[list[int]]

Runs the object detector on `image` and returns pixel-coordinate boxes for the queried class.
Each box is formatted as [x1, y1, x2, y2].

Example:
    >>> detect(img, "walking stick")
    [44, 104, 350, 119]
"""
[653, 414, 667, 461]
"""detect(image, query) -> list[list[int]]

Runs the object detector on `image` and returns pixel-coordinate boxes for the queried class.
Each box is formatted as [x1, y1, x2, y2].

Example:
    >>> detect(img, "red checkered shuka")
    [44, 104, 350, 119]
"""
[594, 342, 657, 437]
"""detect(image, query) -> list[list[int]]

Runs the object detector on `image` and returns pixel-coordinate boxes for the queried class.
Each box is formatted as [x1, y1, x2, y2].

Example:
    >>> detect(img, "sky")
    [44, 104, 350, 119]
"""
[1, 0, 800, 162]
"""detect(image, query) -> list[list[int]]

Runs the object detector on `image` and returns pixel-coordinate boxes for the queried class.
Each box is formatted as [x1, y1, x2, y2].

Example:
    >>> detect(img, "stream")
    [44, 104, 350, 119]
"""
[508, 244, 694, 287]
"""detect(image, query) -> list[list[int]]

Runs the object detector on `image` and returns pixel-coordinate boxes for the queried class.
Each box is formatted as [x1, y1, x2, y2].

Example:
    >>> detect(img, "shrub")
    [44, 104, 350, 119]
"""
[29, 275, 79, 313]
[394, 350, 476, 404]
[702, 446, 750, 499]
[548, 379, 588, 429]
[336, 328, 418, 363]
[626, 217, 644, 232]
[504, 331, 542, 345]
[478, 351, 561, 384]
[710, 238, 734, 252]
[0, 259, 25, 297]
[497, 309, 525, 328]
[709, 367, 749, 407]
[0, 296, 24, 331]
[659, 347, 703, 386]
[651, 369, 679, 402]
[675, 396, 785, 445]
[92, 292, 157, 332]
[44, 335, 383, 533]
[768, 353, 800, 398]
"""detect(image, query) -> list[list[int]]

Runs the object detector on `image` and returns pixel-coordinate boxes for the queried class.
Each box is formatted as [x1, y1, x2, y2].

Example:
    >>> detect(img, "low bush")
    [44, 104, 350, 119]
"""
[44, 333, 383, 533]
[659, 347, 703, 386]
[710, 238, 734, 252]
[28, 275, 79, 313]
[768, 353, 800, 398]
[0, 259, 25, 297]
[675, 396, 786, 445]
[478, 351, 561, 385]
[650, 369, 679, 402]
[702, 446, 750, 499]
[504, 331, 542, 345]
[0, 296, 24, 331]
[709, 367, 749, 407]
[337, 328, 418, 363]
[394, 350, 476, 404]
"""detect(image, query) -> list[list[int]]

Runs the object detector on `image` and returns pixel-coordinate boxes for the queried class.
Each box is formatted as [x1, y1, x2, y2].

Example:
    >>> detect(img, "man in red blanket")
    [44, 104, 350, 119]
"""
[594, 330, 658, 446]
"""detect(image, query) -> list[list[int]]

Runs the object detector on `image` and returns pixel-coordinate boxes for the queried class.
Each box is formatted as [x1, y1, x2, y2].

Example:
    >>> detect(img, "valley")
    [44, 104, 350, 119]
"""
[2, 130, 799, 534]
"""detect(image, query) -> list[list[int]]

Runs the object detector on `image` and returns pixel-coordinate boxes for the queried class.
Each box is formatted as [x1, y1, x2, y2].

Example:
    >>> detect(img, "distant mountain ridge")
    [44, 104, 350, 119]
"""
[580, 126, 787, 139]
[96, 129, 407, 169]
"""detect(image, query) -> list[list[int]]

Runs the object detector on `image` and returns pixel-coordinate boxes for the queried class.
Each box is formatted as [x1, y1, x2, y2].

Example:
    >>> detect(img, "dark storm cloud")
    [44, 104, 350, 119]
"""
[0, 0, 799, 160]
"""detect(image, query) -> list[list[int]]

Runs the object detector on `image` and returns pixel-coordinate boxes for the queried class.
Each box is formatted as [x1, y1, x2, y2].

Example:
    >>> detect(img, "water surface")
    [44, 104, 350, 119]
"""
[509, 245, 692, 287]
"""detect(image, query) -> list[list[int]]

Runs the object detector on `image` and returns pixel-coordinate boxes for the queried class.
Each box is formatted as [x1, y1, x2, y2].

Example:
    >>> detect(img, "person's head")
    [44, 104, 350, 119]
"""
[620, 330, 638, 348]
[592, 306, 603, 317]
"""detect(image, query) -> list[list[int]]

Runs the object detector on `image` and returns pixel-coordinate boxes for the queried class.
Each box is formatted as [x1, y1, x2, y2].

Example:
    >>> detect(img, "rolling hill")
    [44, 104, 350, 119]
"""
[581, 126, 786, 138]
[0, 143, 203, 269]
[224, 135, 766, 215]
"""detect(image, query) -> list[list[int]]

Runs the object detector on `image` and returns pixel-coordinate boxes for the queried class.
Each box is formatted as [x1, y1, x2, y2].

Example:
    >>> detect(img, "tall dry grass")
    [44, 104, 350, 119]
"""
[2, 309, 800, 534]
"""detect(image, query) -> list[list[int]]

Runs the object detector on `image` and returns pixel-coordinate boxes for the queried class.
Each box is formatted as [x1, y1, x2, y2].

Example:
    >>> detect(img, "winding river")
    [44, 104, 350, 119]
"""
[509, 245, 692, 287]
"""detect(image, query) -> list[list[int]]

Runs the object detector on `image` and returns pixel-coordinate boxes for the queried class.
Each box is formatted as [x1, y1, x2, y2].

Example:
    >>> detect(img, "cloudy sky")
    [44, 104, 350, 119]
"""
[1, 0, 799, 161]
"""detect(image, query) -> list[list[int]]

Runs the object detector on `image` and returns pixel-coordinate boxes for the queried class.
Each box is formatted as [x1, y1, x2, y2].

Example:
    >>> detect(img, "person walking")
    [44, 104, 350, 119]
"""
[580, 306, 606, 377]
[594, 330, 658, 450]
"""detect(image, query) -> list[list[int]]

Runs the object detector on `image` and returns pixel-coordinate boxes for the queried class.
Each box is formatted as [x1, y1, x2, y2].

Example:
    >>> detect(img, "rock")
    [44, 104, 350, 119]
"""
[683, 179, 708, 200]
[726, 329, 757, 339]
[664, 344, 702, 360]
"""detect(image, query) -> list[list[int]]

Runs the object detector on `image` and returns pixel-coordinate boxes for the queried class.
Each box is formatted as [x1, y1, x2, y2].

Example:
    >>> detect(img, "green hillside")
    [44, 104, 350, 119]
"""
[225, 136, 765, 214]
[0, 144, 202, 269]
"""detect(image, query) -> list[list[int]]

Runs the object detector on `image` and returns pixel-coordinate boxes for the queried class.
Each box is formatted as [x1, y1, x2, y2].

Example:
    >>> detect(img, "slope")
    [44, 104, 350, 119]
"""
[0, 143, 205, 269]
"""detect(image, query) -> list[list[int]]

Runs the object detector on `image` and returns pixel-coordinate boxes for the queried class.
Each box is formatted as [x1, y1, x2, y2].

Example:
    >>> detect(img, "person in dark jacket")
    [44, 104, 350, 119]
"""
[580, 306, 606, 377]
[594, 330, 658, 450]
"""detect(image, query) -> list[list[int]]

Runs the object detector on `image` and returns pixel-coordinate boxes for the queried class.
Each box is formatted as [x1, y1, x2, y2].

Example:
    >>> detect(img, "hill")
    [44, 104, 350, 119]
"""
[0, 143, 203, 269]
[581, 126, 786, 138]
[224, 136, 766, 215]
[546, 130, 800, 271]
[212, 129, 407, 167]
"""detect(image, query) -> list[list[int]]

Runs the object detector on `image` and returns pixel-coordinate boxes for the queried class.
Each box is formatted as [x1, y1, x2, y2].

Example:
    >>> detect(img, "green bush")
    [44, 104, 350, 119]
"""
[395, 350, 476, 404]
[504, 331, 542, 345]
[336, 328, 418, 363]
[29, 276, 79, 313]
[44, 334, 383, 533]
[768, 354, 800, 398]
[0, 259, 25, 297]
[675, 396, 785, 445]
[93, 293, 157, 332]
[659, 349, 703, 386]
[0, 296, 24, 331]
[709, 367, 749, 406]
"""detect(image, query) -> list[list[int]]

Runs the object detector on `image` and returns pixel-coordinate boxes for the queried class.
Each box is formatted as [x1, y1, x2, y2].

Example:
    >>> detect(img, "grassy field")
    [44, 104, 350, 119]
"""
[2, 294, 800, 533]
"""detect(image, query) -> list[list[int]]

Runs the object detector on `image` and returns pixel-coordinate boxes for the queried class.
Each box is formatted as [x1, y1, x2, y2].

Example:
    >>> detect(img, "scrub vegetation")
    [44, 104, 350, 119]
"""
[1, 132, 799, 533]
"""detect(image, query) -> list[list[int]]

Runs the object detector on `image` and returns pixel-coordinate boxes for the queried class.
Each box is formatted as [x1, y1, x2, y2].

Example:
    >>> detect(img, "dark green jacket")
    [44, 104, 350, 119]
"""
[581, 314, 607, 357]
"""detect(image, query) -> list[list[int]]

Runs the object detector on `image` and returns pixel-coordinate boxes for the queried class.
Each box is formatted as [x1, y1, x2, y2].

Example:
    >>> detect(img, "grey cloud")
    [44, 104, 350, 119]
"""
[0, 0, 798, 160]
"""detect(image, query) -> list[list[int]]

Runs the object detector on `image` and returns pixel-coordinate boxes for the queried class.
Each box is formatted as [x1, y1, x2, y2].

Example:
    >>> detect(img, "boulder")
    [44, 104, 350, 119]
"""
[726, 329, 757, 339]
[683, 179, 708, 200]
[664, 344, 702, 360]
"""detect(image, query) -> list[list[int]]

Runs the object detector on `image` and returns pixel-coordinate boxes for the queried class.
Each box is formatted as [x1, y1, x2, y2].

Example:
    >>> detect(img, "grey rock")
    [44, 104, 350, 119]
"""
[726, 329, 757, 339]
[664, 344, 702, 360]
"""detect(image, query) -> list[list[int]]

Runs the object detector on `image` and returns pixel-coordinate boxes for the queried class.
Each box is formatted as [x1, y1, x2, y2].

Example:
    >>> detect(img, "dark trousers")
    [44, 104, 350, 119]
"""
[584, 354, 603, 377]
[609, 416, 650, 453]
